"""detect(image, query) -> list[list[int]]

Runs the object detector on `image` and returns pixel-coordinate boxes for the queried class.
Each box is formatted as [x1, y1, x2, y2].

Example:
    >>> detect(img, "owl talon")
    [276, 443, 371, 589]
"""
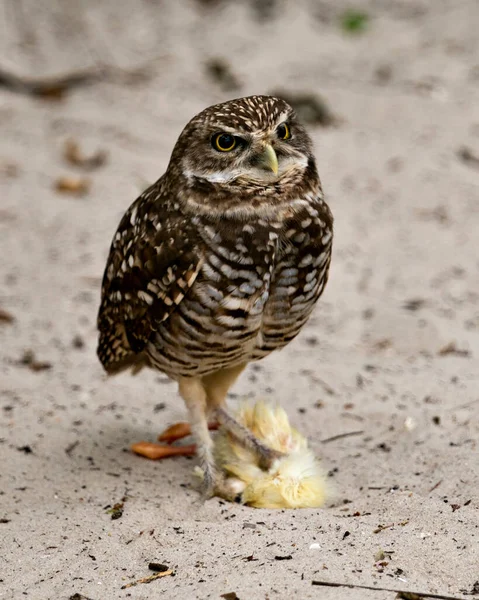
[199, 463, 217, 499]
[200, 469, 242, 503]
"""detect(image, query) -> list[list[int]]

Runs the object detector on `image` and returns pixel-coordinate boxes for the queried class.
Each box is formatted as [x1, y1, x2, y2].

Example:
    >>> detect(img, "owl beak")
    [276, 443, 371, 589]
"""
[259, 144, 279, 176]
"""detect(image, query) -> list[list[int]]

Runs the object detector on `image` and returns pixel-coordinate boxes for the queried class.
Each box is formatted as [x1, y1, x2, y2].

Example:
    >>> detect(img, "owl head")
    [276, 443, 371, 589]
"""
[170, 95, 315, 189]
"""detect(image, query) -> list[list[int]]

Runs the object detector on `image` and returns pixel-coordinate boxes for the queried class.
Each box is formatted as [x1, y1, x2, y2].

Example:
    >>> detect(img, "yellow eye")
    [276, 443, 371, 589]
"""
[276, 122, 291, 140]
[212, 132, 236, 152]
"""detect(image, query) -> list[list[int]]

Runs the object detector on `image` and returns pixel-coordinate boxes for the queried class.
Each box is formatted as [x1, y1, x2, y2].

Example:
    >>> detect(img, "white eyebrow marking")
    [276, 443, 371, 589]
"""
[209, 125, 242, 134]
[275, 110, 291, 127]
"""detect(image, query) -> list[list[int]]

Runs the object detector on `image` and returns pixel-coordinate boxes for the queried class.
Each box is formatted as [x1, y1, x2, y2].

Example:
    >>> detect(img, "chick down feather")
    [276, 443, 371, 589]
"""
[214, 401, 329, 509]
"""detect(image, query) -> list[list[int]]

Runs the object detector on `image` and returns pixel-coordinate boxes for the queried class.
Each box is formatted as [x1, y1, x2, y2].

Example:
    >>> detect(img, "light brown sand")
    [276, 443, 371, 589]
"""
[1, 1, 478, 598]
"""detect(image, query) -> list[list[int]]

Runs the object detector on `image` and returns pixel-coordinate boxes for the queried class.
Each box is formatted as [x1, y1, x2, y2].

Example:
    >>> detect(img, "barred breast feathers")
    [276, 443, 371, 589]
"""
[97, 169, 332, 376]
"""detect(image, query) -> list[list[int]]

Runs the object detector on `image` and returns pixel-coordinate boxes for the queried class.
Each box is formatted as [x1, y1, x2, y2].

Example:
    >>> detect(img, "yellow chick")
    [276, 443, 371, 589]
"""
[213, 401, 329, 509]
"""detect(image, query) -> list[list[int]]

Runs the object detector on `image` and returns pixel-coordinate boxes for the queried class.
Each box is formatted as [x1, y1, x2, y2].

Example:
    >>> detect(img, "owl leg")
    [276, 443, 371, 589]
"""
[178, 377, 237, 500]
[202, 363, 283, 469]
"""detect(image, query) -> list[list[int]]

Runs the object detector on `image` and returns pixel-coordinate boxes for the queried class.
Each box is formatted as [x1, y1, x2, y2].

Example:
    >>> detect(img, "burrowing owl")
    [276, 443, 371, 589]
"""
[97, 95, 333, 499]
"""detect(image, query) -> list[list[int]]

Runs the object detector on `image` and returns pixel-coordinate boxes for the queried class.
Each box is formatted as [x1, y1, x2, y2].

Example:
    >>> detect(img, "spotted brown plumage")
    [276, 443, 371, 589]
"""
[97, 95, 333, 500]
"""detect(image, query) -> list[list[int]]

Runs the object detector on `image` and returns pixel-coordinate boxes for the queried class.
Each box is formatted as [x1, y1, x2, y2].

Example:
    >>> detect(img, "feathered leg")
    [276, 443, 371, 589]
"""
[178, 377, 238, 500]
[178, 377, 215, 495]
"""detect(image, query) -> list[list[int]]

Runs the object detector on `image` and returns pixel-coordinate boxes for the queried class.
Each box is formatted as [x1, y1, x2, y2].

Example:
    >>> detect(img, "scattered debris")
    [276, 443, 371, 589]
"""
[221, 593, 240, 600]
[375, 560, 389, 573]
[373, 338, 392, 351]
[438, 342, 470, 358]
[274, 555, 293, 560]
[69, 594, 95, 600]
[376, 442, 392, 453]
[457, 146, 479, 170]
[17, 445, 33, 454]
[0, 161, 19, 179]
[242, 554, 258, 562]
[373, 523, 395, 534]
[64, 139, 108, 170]
[374, 549, 386, 562]
[0, 308, 15, 324]
[121, 569, 173, 589]
[340, 9, 369, 34]
[250, 0, 277, 21]
[270, 90, 338, 127]
[0, 69, 98, 99]
[106, 502, 124, 520]
[416, 205, 450, 225]
[403, 298, 426, 312]
[312, 580, 467, 599]
[375, 64, 393, 84]
[205, 58, 241, 92]
[55, 175, 90, 196]
[386, 156, 404, 173]
[404, 416, 417, 431]
[461, 581, 479, 596]
[321, 430, 364, 444]
[148, 563, 170, 572]
[0, 518, 11, 524]
[72, 335, 85, 349]
[17, 350, 52, 372]
[65, 440, 80, 457]
[153, 402, 166, 413]
[429, 480, 442, 493]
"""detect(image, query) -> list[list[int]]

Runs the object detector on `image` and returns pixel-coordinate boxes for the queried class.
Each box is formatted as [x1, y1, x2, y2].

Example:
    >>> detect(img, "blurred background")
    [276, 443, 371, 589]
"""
[1, 0, 478, 358]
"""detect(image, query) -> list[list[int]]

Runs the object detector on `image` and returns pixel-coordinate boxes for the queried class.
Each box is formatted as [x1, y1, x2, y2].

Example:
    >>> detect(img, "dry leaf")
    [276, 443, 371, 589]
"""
[64, 139, 107, 170]
[0, 308, 15, 324]
[55, 176, 90, 196]
[438, 342, 470, 357]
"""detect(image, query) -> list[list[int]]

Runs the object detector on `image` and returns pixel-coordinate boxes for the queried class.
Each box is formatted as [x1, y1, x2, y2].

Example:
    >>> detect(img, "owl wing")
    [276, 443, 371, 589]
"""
[97, 187, 202, 373]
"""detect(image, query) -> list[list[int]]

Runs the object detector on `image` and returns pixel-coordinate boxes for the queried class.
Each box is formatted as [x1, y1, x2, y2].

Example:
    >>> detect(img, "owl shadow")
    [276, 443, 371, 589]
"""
[57, 417, 196, 491]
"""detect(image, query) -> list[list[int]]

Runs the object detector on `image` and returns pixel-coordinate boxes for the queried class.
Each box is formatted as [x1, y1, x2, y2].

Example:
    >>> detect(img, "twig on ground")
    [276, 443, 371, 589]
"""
[429, 480, 443, 493]
[311, 580, 468, 599]
[121, 570, 173, 589]
[321, 430, 364, 444]
[65, 440, 80, 456]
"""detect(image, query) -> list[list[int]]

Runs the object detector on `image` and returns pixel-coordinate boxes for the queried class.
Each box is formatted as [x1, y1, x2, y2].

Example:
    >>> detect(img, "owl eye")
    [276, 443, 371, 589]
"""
[276, 122, 291, 140]
[212, 132, 237, 152]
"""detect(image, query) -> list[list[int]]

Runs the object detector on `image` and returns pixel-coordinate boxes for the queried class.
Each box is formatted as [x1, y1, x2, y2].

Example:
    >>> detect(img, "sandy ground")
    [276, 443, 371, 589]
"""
[1, 1, 479, 598]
